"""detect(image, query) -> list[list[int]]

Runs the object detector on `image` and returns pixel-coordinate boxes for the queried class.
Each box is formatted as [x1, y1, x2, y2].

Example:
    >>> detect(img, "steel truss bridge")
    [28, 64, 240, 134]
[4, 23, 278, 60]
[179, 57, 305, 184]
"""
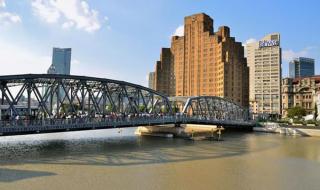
[0, 74, 253, 135]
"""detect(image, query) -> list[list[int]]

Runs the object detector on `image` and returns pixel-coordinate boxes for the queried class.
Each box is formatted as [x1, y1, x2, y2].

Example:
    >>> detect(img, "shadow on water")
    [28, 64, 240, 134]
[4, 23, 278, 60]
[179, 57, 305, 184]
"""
[0, 168, 56, 182]
[0, 130, 281, 167]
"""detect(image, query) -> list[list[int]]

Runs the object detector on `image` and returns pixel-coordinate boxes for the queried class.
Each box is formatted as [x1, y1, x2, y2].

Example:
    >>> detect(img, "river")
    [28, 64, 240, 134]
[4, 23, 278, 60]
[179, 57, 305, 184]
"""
[0, 128, 320, 190]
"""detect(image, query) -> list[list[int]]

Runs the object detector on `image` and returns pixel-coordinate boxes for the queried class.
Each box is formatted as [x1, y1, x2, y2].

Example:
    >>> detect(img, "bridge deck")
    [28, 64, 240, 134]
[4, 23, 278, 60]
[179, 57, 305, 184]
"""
[0, 117, 255, 136]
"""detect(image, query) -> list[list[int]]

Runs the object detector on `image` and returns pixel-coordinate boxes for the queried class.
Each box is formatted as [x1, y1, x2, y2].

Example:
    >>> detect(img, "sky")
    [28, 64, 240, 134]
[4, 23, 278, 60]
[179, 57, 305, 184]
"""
[0, 0, 319, 86]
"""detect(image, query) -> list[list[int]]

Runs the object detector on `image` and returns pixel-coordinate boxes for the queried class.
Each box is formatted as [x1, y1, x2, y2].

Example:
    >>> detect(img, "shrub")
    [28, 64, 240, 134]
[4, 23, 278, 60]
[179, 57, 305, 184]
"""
[287, 106, 306, 119]
[277, 119, 289, 124]
[306, 120, 317, 125]
[292, 119, 304, 124]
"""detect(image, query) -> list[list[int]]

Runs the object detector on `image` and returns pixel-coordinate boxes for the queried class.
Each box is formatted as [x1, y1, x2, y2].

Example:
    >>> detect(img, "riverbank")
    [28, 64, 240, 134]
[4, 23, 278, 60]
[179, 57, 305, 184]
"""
[254, 122, 320, 137]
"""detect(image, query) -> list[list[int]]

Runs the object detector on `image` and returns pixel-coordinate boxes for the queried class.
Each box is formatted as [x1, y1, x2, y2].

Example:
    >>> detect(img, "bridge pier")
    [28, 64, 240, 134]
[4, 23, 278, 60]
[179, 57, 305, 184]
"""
[135, 124, 221, 140]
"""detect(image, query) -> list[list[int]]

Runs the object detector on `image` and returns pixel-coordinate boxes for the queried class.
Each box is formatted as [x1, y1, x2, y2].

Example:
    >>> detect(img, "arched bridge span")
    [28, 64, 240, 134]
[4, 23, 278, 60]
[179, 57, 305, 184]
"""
[182, 96, 249, 121]
[0, 74, 171, 119]
[0, 74, 253, 135]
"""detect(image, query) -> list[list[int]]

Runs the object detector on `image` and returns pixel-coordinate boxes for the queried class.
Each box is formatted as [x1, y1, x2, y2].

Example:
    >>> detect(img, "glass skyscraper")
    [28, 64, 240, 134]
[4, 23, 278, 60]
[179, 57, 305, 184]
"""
[47, 48, 72, 75]
[289, 57, 314, 78]
[46, 48, 72, 107]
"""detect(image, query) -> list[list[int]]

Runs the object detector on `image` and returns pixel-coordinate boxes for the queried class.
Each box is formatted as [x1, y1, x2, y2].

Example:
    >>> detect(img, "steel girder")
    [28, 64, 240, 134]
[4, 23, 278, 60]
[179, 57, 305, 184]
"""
[0, 74, 172, 120]
[182, 96, 249, 121]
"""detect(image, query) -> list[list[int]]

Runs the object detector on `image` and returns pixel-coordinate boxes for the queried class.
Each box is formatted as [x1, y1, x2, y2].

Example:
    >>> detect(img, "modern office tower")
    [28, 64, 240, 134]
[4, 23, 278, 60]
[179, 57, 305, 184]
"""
[289, 57, 315, 78]
[246, 33, 282, 116]
[154, 13, 249, 107]
[148, 72, 155, 90]
[47, 48, 72, 75]
[282, 76, 320, 117]
[46, 48, 71, 106]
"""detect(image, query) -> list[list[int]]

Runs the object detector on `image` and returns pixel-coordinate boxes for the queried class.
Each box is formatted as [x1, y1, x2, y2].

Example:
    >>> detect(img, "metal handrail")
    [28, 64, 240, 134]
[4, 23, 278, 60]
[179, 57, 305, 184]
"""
[0, 115, 252, 129]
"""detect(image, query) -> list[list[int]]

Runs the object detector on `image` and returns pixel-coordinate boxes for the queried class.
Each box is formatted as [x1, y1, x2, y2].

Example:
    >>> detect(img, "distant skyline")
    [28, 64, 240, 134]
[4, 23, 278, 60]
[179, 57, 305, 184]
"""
[0, 0, 319, 86]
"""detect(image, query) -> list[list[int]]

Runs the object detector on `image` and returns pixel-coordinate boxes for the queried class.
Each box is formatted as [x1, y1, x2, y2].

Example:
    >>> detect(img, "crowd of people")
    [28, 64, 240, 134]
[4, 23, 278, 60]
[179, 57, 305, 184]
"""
[0, 110, 247, 128]
[0, 112, 181, 127]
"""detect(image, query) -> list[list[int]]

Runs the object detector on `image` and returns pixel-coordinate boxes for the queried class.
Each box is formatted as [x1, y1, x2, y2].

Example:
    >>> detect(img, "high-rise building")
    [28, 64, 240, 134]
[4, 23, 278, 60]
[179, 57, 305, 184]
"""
[148, 72, 155, 90]
[246, 33, 282, 116]
[47, 48, 72, 75]
[155, 48, 174, 96]
[154, 13, 249, 107]
[289, 57, 315, 78]
[46, 48, 71, 103]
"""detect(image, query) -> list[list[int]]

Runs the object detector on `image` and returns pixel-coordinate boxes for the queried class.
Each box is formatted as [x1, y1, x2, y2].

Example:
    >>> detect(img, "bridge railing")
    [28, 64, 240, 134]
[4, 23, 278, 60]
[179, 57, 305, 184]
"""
[0, 116, 174, 128]
[0, 114, 251, 129]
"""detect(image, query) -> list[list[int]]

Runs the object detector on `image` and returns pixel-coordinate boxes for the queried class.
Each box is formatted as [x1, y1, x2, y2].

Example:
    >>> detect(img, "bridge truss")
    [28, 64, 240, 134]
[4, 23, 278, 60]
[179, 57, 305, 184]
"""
[0, 74, 172, 120]
[182, 96, 249, 121]
[0, 74, 254, 135]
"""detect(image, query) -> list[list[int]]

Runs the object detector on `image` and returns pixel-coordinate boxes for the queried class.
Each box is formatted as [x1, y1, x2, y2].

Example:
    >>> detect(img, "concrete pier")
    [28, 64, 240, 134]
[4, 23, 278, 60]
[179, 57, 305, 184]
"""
[135, 124, 222, 139]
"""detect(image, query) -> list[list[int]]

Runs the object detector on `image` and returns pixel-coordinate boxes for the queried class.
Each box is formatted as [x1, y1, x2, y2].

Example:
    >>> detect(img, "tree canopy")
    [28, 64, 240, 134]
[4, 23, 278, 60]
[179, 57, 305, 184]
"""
[287, 106, 306, 119]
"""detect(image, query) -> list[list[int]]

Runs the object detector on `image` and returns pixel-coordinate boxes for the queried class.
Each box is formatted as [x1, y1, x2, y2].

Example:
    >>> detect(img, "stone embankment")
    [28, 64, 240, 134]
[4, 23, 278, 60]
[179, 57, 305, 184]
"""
[254, 122, 320, 137]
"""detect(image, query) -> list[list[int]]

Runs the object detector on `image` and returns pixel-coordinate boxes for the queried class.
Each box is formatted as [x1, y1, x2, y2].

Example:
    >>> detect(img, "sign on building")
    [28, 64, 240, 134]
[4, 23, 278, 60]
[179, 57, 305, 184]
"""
[259, 40, 279, 48]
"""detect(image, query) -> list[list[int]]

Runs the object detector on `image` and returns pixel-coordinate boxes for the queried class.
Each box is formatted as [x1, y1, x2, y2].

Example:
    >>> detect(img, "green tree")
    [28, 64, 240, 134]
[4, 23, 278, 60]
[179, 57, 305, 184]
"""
[138, 105, 146, 112]
[170, 101, 180, 113]
[161, 106, 168, 113]
[60, 103, 80, 114]
[60, 103, 68, 114]
[287, 106, 306, 119]
[106, 104, 114, 113]
[171, 106, 179, 113]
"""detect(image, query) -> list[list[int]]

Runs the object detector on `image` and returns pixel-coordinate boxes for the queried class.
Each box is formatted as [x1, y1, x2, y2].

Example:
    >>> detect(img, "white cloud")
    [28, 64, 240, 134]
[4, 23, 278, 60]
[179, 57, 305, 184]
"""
[244, 38, 257, 45]
[31, 0, 60, 23]
[71, 59, 80, 65]
[0, 12, 21, 24]
[172, 25, 184, 37]
[0, 0, 5, 8]
[0, 38, 51, 75]
[62, 21, 75, 29]
[282, 47, 316, 62]
[0, 0, 21, 25]
[31, 0, 104, 32]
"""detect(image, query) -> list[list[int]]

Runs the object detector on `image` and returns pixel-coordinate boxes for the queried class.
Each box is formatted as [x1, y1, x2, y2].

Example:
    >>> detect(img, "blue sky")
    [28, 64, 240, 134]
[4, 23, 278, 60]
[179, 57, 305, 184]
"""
[0, 0, 319, 86]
